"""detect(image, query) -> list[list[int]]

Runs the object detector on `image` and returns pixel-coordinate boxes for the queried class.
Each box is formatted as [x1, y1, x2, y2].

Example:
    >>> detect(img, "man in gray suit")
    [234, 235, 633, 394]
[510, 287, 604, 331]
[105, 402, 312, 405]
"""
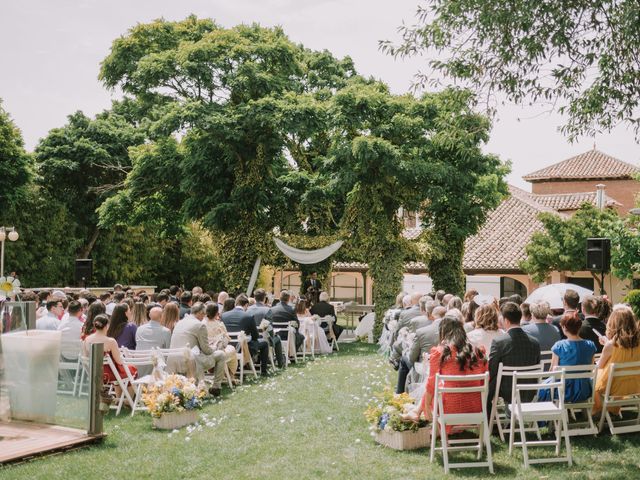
[136, 306, 171, 350]
[396, 308, 448, 393]
[248, 288, 285, 368]
[167, 302, 226, 395]
[408, 297, 435, 332]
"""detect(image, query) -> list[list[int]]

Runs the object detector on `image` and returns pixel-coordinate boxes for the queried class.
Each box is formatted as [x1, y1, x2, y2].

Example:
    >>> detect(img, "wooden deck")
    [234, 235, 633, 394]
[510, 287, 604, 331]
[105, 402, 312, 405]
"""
[0, 421, 103, 464]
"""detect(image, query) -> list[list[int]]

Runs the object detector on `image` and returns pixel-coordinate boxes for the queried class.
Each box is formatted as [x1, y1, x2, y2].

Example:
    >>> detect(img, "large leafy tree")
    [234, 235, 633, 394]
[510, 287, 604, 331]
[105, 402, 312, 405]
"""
[384, 0, 640, 139]
[521, 204, 638, 290]
[98, 17, 359, 292]
[34, 109, 146, 258]
[0, 100, 32, 209]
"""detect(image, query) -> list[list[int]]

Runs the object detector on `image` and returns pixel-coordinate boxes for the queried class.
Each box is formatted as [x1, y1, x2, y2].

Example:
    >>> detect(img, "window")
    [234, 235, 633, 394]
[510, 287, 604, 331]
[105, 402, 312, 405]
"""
[500, 277, 528, 299]
[282, 273, 301, 292]
[331, 273, 364, 303]
[567, 277, 595, 291]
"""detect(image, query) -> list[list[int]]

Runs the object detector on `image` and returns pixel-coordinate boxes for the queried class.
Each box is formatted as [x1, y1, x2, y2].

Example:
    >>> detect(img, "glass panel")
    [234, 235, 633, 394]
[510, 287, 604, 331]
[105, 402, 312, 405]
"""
[0, 301, 90, 431]
[331, 273, 363, 303]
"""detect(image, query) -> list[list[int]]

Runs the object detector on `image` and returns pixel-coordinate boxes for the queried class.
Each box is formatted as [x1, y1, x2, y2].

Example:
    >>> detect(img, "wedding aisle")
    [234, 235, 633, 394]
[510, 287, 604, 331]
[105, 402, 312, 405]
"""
[1, 344, 638, 479]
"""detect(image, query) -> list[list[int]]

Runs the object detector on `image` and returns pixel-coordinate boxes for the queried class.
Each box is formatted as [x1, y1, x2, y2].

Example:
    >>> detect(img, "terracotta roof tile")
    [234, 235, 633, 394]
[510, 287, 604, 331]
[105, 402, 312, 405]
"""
[523, 149, 639, 182]
[531, 191, 621, 211]
[462, 186, 564, 271]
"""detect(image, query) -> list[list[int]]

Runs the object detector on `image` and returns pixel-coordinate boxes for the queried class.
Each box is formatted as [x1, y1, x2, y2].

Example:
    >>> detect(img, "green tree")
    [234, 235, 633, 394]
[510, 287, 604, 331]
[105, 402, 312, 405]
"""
[98, 17, 358, 292]
[34, 109, 146, 258]
[521, 204, 627, 290]
[0, 100, 32, 209]
[383, 0, 640, 139]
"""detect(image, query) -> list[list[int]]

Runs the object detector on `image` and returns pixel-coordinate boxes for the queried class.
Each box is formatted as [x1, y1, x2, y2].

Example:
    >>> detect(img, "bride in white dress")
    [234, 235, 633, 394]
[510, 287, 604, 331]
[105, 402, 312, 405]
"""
[296, 298, 333, 354]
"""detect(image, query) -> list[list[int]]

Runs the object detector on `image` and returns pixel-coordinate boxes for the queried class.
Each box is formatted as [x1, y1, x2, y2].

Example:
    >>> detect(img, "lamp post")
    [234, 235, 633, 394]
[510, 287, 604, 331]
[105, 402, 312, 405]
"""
[0, 227, 19, 278]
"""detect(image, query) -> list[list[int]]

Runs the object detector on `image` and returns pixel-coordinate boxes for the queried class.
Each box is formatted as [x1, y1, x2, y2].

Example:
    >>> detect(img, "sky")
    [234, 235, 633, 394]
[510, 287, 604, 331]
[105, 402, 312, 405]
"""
[1, 0, 638, 190]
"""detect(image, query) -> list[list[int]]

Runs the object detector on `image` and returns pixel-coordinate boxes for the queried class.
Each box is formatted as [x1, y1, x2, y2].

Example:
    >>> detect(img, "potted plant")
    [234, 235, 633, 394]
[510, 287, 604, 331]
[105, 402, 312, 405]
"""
[364, 388, 429, 450]
[143, 374, 207, 429]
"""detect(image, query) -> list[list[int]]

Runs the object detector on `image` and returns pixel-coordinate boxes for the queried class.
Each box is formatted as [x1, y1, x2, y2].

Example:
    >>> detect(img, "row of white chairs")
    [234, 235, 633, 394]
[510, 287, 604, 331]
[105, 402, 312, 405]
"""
[428, 353, 640, 473]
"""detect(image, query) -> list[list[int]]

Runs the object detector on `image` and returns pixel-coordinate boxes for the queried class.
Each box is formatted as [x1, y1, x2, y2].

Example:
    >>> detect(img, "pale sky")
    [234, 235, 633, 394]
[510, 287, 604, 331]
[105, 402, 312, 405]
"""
[1, 0, 638, 190]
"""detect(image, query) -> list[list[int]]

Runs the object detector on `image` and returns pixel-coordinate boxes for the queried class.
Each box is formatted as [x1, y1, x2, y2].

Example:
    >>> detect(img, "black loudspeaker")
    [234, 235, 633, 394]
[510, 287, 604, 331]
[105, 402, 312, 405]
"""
[586, 238, 611, 272]
[75, 259, 93, 286]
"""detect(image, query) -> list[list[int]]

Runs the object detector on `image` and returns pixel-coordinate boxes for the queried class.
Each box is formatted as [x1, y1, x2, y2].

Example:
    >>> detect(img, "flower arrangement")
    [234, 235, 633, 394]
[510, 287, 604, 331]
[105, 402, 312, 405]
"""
[364, 388, 427, 433]
[143, 374, 207, 418]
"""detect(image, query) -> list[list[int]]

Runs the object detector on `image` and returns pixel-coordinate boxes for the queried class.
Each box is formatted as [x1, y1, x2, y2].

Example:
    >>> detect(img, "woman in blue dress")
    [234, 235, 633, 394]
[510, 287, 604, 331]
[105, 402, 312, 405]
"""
[539, 312, 596, 402]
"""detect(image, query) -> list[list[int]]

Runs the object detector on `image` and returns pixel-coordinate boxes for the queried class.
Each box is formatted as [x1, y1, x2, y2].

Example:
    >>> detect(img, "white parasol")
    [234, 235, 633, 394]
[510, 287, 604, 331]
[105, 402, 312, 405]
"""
[525, 283, 593, 310]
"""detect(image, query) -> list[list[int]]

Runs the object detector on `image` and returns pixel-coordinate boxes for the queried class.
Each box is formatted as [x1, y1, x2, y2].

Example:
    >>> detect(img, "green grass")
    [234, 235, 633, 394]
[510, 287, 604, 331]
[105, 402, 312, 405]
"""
[3, 343, 640, 479]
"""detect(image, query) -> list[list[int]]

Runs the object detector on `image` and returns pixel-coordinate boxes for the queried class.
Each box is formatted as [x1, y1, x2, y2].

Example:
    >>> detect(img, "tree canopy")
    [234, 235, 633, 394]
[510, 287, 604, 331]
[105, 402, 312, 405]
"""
[383, 0, 640, 140]
[521, 204, 639, 290]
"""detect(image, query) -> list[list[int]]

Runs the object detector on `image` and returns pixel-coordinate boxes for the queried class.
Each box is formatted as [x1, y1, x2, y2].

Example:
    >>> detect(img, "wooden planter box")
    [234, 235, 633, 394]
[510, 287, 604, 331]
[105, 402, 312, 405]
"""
[375, 426, 430, 450]
[152, 410, 199, 430]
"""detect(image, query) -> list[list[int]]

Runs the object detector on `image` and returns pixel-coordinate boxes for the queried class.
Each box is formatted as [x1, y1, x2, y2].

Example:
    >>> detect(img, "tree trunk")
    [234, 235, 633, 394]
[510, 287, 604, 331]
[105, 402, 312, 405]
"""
[79, 227, 101, 259]
[428, 236, 465, 297]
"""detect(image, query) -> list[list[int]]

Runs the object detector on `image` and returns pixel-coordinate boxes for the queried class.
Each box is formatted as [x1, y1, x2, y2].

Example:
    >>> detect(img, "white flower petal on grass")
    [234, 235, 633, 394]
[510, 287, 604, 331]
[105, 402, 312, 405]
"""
[185, 437, 191, 442]
[355, 439, 361, 443]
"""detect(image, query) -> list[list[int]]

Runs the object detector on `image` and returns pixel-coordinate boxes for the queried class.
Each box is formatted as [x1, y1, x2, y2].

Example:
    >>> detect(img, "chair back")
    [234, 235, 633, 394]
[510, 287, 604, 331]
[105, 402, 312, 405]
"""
[433, 372, 490, 422]
[512, 369, 566, 408]
[605, 361, 640, 398]
[494, 363, 541, 401]
[540, 350, 553, 371]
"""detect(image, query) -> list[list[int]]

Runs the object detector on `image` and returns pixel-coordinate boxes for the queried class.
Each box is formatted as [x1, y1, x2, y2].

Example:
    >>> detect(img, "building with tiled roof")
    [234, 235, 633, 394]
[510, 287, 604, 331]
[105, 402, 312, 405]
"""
[523, 148, 639, 214]
[523, 149, 638, 182]
[273, 149, 638, 304]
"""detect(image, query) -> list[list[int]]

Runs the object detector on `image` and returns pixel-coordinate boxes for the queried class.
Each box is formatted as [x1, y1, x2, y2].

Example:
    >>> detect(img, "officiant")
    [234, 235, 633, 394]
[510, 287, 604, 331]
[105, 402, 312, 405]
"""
[302, 271, 321, 304]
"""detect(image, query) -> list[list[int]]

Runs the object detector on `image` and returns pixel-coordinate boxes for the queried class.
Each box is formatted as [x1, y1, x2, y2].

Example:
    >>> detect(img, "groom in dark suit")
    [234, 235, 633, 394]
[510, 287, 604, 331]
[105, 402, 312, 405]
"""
[302, 271, 321, 304]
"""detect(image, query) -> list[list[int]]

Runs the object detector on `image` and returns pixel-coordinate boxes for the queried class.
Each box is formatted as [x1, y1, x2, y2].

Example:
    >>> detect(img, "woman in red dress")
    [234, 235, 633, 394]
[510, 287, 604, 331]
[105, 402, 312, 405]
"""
[83, 313, 137, 389]
[406, 316, 488, 428]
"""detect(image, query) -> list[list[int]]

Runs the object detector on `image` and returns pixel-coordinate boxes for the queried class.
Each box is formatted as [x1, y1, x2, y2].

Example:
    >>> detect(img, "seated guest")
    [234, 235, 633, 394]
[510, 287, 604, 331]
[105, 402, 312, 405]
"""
[593, 305, 640, 413]
[396, 310, 449, 393]
[488, 302, 541, 413]
[249, 289, 285, 368]
[310, 291, 344, 341]
[222, 295, 270, 376]
[36, 300, 63, 330]
[409, 298, 436, 331]
[524, 301, 561, 351]
[404, 317, 488, 428]
[467, 304, 504, 359]
[161, 302, 180, 333]
[270, 290, 304, 352]
[135, 306, 171, 350]
[131, 301, 147, 327]
[58, 300, 84, 360]
[463, 298, 480, 332]
[107, 304, 137, 350]
[392, 293, 422, 343]
[520, 303, 532, 326]
[539, 312, 596, 403]
[578, 295, 607, 353]
[446, 296, 463, 312]
[551, 289, 582, 339]
[204, 303, 238, 376]
[82, 301, 106, 340]
[83, 314, 137, 396]
[178, 291, 193, 319]
[168, 302, 226, 394]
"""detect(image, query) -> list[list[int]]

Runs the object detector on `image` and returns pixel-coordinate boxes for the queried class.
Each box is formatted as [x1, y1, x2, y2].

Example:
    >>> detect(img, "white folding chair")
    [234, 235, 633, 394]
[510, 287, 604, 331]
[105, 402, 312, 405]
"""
[227, 331, 258, 385]
[508, 370, 572, 468]
[539, 350, 553, 371]
[598, 360, 640, 435]
[57, 339, 83, 396]
[260, 329, 277, 371]
[272, 322, 298, 364]
[319, 315, 339, 351]
[103, 354, 135, 415]
[489, 363, 542, 442]
[429, 371, 494, 474]
[119, 354, 155, 417]
[561, 364, 599, 437]
[300, 318, 316, 361]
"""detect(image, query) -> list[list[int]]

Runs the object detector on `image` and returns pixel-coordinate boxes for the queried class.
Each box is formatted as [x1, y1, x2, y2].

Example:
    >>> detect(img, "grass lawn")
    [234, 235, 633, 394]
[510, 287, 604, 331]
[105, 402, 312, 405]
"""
[3, 343, 640, 479]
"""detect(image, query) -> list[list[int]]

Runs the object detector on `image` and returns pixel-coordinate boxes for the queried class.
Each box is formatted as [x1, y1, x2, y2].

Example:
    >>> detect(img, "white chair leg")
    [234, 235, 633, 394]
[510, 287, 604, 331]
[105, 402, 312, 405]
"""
[508, 408, 516, 455]
[441, 422, 450, 474]
[562, 412, 573, 466]
[483, 419, 494, 474]
[518, 415, 529, 469]
[429, 415, 438, 463]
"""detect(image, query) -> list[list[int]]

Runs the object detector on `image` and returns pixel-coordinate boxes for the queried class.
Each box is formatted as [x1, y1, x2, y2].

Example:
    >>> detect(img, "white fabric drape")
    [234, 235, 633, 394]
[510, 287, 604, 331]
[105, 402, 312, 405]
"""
[273, 238, 344, 265]
[246, 256, 262, 296]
